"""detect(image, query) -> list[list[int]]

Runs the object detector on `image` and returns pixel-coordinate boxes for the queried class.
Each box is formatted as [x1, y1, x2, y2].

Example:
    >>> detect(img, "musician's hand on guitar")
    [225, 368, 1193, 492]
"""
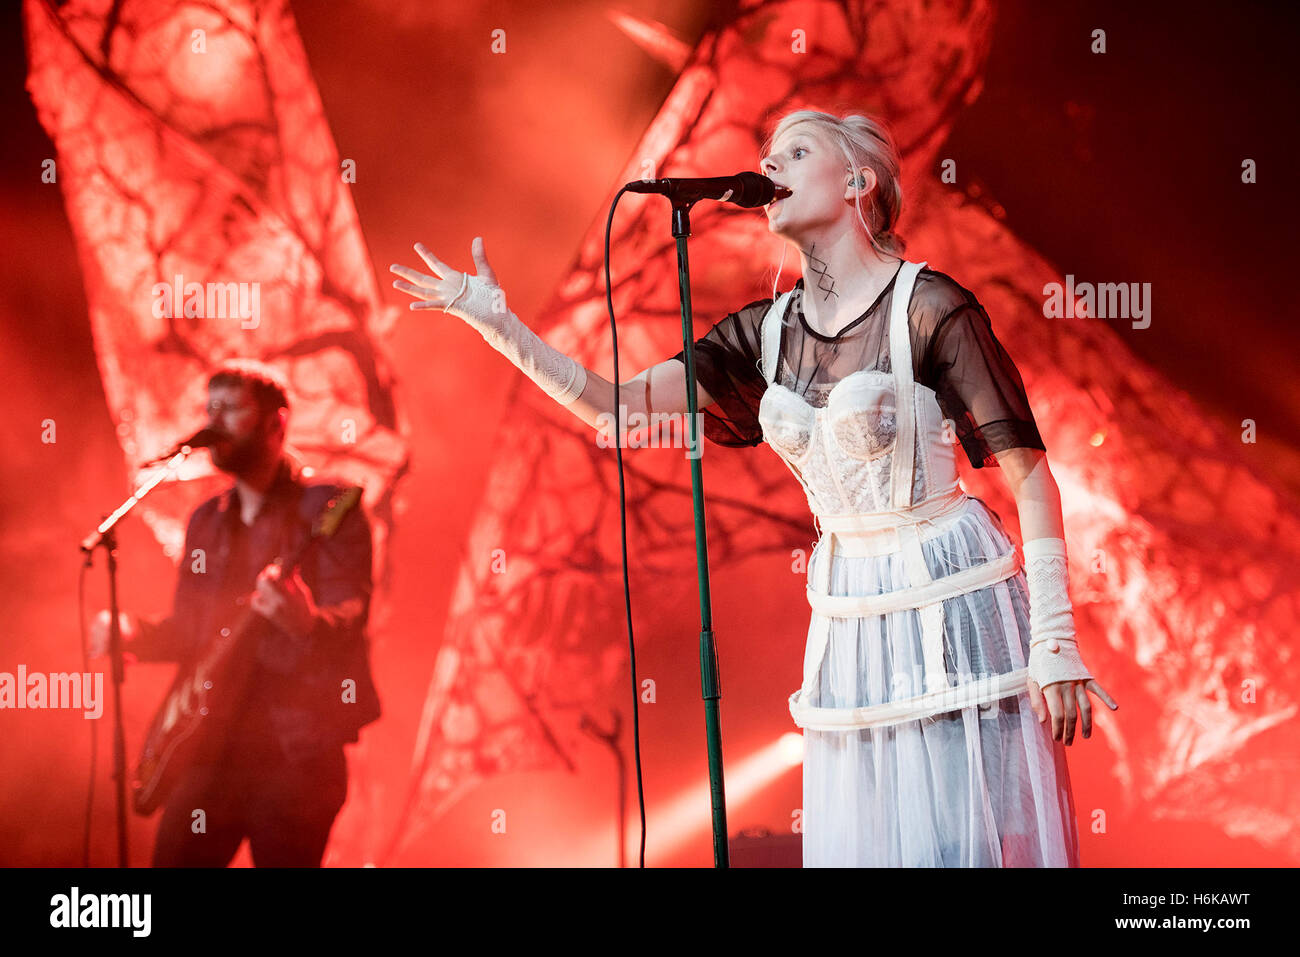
[251, 563, 319, 637]
[88, 610, 137, 659]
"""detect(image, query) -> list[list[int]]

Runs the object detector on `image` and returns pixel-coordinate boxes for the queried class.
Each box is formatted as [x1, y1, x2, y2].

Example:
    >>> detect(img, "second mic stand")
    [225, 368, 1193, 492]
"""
[79, 442, 204, 867]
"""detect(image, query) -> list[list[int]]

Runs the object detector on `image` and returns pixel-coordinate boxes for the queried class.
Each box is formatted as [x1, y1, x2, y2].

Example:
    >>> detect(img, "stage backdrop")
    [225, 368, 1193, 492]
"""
[5, 0, 1296, 866]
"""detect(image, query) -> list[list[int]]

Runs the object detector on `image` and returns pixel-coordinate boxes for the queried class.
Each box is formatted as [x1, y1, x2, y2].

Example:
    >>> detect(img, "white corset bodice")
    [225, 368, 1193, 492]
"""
[757, 272, 961, 519]
[759, 371, 960, 516]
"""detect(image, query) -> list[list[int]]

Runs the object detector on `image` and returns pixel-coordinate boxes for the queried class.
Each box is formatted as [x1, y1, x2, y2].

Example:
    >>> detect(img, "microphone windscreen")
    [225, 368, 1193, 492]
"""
[732, 171, 779, 208]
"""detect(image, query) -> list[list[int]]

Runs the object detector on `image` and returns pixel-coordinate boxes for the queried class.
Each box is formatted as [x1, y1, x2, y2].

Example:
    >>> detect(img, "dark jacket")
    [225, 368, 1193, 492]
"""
[132, 456, 381, 762]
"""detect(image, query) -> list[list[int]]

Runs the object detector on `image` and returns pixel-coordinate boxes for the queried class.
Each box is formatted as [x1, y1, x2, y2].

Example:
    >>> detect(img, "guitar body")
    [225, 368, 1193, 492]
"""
[131, 608, 266, 814]
[130, 486, 361, 816]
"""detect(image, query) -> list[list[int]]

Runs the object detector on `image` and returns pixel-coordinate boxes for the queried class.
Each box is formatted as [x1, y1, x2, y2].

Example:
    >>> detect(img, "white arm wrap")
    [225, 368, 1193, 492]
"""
[444, 272, 587, 407]
[1023, 537, 1094, 689]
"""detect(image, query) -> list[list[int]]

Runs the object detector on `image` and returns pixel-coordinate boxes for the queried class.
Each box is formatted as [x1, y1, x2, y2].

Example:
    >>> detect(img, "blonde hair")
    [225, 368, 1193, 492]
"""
[761, 109, 907, 299]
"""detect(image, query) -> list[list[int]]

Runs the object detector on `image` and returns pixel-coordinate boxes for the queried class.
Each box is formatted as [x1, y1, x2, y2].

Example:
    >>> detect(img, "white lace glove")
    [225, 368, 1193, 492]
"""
[1023, 537, 1093, 690]
[391, 239, 587, 407]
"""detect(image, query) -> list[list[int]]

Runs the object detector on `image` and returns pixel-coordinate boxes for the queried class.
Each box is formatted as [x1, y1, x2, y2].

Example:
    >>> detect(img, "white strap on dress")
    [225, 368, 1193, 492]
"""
[759, 289, 824, 540]
[883, 262, 951, 694]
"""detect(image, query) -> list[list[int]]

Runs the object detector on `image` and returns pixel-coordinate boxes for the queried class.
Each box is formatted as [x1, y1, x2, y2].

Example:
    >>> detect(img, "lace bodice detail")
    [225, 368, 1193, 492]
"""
[758, 360, 958, 516]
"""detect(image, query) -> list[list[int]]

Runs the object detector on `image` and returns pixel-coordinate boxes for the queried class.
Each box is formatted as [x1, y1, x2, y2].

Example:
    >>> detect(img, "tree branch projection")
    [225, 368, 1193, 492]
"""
[24, 0, 409, 579]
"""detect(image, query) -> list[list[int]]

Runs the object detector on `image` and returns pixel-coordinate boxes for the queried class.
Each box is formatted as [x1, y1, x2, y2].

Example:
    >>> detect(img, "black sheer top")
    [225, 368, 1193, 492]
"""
[670, 266, 1045, 468]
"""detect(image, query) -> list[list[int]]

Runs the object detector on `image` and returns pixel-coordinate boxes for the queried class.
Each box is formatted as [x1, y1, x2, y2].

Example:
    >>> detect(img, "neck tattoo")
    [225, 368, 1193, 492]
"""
[805, 244, 839, 302]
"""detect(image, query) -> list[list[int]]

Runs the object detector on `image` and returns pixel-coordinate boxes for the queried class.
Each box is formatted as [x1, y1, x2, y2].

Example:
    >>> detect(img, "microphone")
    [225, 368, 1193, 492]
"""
[140, 427, 223, 466]
[625, 171, 793, 209]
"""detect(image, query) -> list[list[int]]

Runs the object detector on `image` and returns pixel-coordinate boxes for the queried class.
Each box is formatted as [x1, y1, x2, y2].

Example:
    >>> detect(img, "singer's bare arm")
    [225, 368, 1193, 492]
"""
[564, 358, 714, 444]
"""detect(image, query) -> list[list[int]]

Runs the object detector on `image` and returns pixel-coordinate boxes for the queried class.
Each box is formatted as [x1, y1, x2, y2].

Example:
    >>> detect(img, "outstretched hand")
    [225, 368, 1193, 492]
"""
[390, 237, 499, 312]
[392, 235, 587, 406]
[1027, 676, 1118, 745]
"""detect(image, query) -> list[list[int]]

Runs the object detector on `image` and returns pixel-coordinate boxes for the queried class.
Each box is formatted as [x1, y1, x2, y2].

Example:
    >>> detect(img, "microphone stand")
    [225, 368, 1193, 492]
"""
[669, 197, 729, 867]
[79, 442, 203, 867]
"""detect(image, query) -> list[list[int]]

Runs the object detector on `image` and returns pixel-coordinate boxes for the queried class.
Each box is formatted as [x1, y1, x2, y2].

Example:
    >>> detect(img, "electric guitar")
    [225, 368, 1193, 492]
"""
[131, 485, 362, 815]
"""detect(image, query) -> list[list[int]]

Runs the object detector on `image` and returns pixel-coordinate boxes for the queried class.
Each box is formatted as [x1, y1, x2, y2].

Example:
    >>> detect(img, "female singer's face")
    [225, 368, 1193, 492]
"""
[761, 125, 855, 239]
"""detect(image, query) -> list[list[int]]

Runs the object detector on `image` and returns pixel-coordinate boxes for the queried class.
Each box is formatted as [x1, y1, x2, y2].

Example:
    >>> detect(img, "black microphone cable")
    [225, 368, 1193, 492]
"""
[602, 184, 649, 868]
